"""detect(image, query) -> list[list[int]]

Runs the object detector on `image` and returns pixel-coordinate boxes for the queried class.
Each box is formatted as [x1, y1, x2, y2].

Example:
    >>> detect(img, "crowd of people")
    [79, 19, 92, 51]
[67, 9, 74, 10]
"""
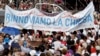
[0, 22, 100, 56]
[0, 0, 63, 14]
[0, 0, 34, 10]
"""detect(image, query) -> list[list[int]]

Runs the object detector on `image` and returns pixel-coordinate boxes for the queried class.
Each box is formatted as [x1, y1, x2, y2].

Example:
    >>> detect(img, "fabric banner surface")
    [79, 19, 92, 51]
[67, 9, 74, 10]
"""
[5, 2, 94, 32]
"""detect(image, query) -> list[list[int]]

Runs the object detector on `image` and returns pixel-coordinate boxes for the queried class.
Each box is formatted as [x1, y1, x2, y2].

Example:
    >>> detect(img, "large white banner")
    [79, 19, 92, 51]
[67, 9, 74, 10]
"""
[5, 2, 94, 32]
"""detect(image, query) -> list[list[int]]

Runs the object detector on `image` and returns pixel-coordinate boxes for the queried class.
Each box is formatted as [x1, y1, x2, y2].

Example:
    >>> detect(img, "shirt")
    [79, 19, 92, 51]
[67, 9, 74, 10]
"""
[53, 40, 63, 50]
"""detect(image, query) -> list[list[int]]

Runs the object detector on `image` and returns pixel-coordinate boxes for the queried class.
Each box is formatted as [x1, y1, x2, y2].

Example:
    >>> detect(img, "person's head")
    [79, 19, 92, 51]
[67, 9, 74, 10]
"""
[54, 50, 61, 56]
[56, 36, 61, 41]
[35, 47, 39, 52]
[20, 52, 26, 56]
[5, 34, 10, 37]
[45, 51, 52, 56]
[83, 53, 89, 56]
[3, 48, 9, 55]
[71, 31, 77, 39]
[91, 41, 95, 47]
[30, 50, 36, 56]
[0, 33, 4, 43]
[87, 32, 92, 37]
[40, 52, 46, 56]
[11, 47, 21, 56]
[24, 33, 28, 38]
[39, 44, 45, 52]
[61, 48, 67, 55]
[14, 52, 21, 56]
[11, 41, 21, 54]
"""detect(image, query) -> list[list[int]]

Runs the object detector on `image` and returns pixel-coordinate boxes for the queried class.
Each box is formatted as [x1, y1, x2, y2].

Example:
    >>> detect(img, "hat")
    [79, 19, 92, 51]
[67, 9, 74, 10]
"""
[29, 50, 36, 56]
[49, 49, 54, 54]
[65, 32, 70, 35]
[11, 42, 20, 49]
[86, 39, 91, 44]
[71, 31, 77, 35]
[80, 39, 84, 43]
[14, 35, 21, 40]
[96, 46, 100, 50]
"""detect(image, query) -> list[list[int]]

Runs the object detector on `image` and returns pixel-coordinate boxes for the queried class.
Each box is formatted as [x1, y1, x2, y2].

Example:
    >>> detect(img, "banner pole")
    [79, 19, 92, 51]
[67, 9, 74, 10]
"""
[39, 0, 42, 10]
[76, 0, 78, 11]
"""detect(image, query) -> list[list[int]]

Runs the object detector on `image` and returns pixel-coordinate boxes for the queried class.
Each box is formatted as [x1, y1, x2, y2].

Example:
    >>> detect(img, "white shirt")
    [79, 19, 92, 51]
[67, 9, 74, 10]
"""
[86, 39, 91, 45]
[0, 27, 3, 32]
[74, 37, 78, 43]
[90, 53, 97, 56]
[88, 37, 94, 41]
[21, 46, 31, 53]
[98, 53, 100, 56]
[61, 36, 66, 41]
[53, 40, 63, 50]
[9, 39, 14, 46]
[0, 44, 4, 51]
[28, 35, 33, 41]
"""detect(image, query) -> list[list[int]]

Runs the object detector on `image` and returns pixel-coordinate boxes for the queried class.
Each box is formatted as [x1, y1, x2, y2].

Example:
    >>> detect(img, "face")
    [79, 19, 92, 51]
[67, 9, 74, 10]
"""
[20, 52, 25, 56]
[0, 35, 3, 43]
[24, 33, 28, 38]
[63, 32, 66, 36]
[71, 34, 75, 39]
[14, 52, 21, 56]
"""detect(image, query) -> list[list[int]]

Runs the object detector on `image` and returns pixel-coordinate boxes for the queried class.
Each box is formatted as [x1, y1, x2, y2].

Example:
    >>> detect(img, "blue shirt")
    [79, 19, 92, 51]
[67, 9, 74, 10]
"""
[4, 37, 10, 44]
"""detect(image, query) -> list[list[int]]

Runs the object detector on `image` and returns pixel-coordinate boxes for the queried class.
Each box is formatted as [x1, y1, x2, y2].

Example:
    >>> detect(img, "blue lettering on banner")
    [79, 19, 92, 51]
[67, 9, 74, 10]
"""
[35, 16, 40, 24]
[31, 16, 52, 25]
[5, 13, 11, 21]
[5, 13, 29, 24]
[57, 18, 63, 26]
[64, 14, 93, 27]
[81, 15, 92, 23]
[46, 18, 51, 25]
[40, 17, 46, 25]
[65, 19, 70, 26]
[31, 16, 35, 24]
[5, 13, 93, 27]
[12, 15, 29, 24]
[53, 18, 58, 26]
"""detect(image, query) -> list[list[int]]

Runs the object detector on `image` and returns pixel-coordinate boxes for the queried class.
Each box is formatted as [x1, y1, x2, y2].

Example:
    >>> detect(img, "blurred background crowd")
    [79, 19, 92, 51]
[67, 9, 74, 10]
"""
[0, 0, 100, 11]
[0, 24, 100, 56]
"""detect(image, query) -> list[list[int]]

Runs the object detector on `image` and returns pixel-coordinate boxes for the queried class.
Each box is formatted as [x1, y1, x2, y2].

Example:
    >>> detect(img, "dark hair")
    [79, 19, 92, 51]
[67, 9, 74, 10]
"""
[39, 44, 45, 52]
[76, 39, 80, 44]
[0, 33, 4, 37]
[84, 53, 90, 56]
[57, 36, 61, 41]
[87, 32, 92, 37]
[3, 48, 9, 55]
[52, 31, 57, 35]
[35, 47, 40, 51]
[90, 41, 95, 47]
[40, 52, 46, 56]
[71, 31, 77, 35]
[79, 29, 83, 33]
